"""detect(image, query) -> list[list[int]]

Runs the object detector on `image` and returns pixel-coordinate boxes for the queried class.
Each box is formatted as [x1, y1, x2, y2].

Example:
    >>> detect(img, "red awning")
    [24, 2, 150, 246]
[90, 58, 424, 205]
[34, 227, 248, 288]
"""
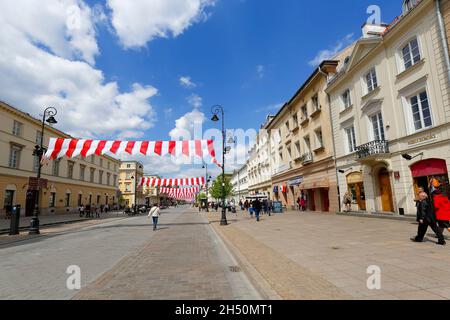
[411, 159, 448, 178]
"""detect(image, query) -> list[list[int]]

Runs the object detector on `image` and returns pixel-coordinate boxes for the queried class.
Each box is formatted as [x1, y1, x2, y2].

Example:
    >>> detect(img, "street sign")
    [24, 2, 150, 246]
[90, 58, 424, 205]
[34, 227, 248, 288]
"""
[28, 177, 48, 190]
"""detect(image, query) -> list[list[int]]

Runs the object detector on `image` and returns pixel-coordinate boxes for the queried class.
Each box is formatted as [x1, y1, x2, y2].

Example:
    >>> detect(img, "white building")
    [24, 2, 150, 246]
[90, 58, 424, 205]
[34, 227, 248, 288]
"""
[326, 0, 450, 215]
[230, 163, 249, 203]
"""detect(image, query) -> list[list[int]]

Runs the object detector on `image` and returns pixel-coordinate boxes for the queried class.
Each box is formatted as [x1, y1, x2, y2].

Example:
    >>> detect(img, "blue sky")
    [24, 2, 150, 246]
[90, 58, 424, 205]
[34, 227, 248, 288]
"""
[0, 0, 403, 177]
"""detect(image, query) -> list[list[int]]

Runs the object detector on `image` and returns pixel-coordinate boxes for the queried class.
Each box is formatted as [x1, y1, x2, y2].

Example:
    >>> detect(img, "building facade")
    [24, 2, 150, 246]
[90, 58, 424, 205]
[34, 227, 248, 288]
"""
[118, 161, 145, 207]
[142, 175, 160, 206]
[231, 163, 249, 203]
[247, 119, 273, 198]
[0, 101, 120, 217]
[266, 59, 350, 212]
[327, 0, 450, 215]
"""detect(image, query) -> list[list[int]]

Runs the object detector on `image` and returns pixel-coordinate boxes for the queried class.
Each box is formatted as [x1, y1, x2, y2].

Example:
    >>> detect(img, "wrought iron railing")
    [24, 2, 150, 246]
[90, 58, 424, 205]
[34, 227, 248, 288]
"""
[299, 152, 313, 165]
[356, 140, 389, 159]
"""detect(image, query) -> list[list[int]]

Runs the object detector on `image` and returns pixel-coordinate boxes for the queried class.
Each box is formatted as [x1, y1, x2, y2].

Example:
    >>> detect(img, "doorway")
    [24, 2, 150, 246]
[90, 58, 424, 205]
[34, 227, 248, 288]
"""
[321, 188, 330, 212]
[347, 172, 366, 211]
[25, 190, 37, 217]
[378, 168, 394, 212]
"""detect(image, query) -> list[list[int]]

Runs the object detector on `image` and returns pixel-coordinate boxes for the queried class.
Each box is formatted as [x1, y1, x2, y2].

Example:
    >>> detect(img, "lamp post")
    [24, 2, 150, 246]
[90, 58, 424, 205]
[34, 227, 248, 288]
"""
[211, 105, 227, 226]
[29, 107, 58, 235]
[202, 162, 211, 212]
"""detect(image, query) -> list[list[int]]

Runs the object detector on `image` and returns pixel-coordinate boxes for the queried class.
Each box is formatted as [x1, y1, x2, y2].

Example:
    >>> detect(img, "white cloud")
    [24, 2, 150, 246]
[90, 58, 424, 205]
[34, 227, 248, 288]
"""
[179, 76, 197, 88]
[187, 94, 203, 109]
[309, 33, 354, 66]
[107, 0, 216, 48]
[164, 108, 174, 119]
[255, 102, 283, 113]
[256, 65, 265, 79]
[169, 108, 206, 140]
[0, 0, 158, 139]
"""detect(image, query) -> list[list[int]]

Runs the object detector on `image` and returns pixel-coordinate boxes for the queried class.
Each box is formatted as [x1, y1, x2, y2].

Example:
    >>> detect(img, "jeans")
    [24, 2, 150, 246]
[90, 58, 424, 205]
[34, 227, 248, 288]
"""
[255, 210, 260, 222]
[152, 216, 158, 230]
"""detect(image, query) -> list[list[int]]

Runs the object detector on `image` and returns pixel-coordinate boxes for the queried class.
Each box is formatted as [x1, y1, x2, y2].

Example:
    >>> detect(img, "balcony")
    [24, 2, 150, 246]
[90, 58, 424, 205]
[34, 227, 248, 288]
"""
[356, 140, 390, 160]
[299, 152, 313, 165]
[310, 106, 322, 118]
[300, 117, 309, 127]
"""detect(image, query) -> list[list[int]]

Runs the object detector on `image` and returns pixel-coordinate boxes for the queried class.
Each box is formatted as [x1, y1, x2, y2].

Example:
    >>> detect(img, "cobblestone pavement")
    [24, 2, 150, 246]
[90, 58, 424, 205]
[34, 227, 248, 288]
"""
[206, 210, 450, 300]
[74, 208, 261, 300]
[0, 209, 182, 299]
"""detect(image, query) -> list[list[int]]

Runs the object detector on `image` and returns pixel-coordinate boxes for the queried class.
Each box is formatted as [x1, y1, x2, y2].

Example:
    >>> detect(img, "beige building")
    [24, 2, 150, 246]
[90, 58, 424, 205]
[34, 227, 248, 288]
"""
[142, 175, 160, 206]
[0, 101, 120, 217]
[118, 161, 145, 207]
[327, 0, 450, 215]
[266, 59, 351, 213]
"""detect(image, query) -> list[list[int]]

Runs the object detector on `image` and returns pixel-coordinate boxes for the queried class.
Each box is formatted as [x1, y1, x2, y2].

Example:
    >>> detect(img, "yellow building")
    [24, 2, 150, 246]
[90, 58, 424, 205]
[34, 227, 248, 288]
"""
[142, 175, 160, 206]
[267, 57, 352, 213]
[118, 161, 145, 207]
[0, 101, 120, 217]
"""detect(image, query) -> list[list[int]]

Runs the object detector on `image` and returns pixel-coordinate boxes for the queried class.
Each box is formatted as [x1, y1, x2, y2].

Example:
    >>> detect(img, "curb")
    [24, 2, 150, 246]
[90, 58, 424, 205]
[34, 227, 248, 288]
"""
[208, 220, 282, 300]
[336, 211, 416, 222]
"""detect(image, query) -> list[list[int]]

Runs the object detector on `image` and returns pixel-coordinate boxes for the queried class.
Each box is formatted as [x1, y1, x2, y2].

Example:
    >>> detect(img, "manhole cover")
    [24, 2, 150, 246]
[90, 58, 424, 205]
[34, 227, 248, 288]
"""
[229, 266, 241, 273]
[331, 247, 341, 250]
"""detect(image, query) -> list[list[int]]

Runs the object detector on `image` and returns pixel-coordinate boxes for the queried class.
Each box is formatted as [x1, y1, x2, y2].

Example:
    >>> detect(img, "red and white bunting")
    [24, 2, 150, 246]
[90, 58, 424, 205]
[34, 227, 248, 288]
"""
[160, 187, 200, 194]
[43, 138, 220, 166]
[141, 177, 205, 187]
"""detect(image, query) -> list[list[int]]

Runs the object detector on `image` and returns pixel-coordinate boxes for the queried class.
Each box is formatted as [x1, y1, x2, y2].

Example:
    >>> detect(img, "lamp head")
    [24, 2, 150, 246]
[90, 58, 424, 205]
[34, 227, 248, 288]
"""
[211, 114, 220, 122]
[46, 116, 57, 124]
[402, 154, 413, 161]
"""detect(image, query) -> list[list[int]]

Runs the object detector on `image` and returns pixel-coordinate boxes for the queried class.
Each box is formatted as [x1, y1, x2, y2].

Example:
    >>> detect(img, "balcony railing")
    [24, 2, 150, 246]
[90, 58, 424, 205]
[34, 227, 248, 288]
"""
[356, 140, 390, 159]
[299, 152, 313, 165]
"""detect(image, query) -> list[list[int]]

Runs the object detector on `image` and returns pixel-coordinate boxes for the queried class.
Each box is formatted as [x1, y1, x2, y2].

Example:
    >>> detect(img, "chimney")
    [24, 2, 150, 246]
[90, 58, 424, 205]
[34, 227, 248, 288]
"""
[361, 23, 388, 38]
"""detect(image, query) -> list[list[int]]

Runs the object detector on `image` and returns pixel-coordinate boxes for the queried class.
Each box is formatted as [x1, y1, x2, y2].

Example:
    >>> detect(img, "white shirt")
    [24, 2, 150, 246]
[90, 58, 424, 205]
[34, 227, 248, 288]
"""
[148, 206, 160, 218]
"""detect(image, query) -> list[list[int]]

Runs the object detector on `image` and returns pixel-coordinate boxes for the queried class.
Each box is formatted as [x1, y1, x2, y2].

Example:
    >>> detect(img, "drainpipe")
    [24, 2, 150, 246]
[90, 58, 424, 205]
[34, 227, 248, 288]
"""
[319, 66, 342, 213]
[436, 0, 450, 83]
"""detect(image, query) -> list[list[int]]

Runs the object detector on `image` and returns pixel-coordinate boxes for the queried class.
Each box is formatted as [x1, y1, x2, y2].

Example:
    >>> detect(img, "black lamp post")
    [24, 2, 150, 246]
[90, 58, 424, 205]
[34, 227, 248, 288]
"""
[211, 105, 227, 226]
[202, 162, 211, 212]
[29, 107, 58, 235]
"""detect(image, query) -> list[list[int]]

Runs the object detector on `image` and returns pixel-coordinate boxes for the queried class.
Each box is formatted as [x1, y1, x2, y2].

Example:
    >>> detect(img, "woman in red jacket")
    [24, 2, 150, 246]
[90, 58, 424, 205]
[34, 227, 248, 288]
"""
[432, 189, 450, 232]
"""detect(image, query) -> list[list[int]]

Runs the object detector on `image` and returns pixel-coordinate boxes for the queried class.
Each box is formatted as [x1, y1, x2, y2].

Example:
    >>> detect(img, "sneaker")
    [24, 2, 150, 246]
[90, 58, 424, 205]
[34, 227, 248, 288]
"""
[437, 241, 446, 246]
[410, 237, 423, 243]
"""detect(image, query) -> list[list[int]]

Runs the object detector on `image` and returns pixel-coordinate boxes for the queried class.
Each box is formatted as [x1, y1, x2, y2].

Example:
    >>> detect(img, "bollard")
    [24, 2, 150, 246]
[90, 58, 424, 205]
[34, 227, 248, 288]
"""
[9, 204, 21, 236]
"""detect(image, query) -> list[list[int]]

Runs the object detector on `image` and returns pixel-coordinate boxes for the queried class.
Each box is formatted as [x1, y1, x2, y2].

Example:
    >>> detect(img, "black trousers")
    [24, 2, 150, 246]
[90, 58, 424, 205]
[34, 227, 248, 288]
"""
[416, 219, 445, 242]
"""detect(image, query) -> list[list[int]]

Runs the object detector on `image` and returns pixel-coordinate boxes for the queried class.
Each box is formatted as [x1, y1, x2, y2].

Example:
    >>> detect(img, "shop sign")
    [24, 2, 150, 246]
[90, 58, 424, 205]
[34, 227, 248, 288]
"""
[408, 134, 436, 146]
[288, 177, 304, 186]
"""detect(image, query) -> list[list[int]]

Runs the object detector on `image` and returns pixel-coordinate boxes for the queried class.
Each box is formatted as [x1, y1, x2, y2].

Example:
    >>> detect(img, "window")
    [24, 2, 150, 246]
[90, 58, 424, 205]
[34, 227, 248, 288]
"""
[410, 91, 432, 131]
[295, 141, 301, 157]
[365, 68, 378, 93]
[4, 190, 14, 210]
[99, 170, 104, 184]
[97, 195, 101, 204]
[67, 161, 74, 179]
[315, 129, 324, 148]
[107, 162, 110, 170]
[402, 38, 421, 70]
[65, 193, 71, 207]
[304, 136, 311, 152]
[90, 168, 95, 183]
[33, 155, 40, 172]
[100, 158, 103, 168]
[80, 165, 86, 181]
[12, 121, 23, 136]
[312, 95, 320, 111]
[78, 194, 82, 207]
[125, 183, 131, 192]
[36, 130, 43, 145]
[293, 113, 298, 126]
[301, 105, 308, 119]
[107, 173, 111, 186]
[345, 126, 357, 153]
[91, 156, 95, 164]
[370, 113, 385, 141]
[342, 90, 352, 109]
[9, 145, 21, 169]
[279, 151, 283, 162]
[52, 159, 60, 176]
[287, 146, 292, 159]
[113, 175, 117, 186]
[285, 121, 290, 133]
[127, 164, 131, 168]
[49, 192, 56, 207]
[126, 172, 132, 180]
[403, 0, 418, 13]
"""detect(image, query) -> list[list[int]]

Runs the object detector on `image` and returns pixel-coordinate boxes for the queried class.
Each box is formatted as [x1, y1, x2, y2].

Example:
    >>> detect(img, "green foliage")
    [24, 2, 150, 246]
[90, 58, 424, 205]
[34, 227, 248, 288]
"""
[209, 174, 233, 200]
[196, 192, 207, 201]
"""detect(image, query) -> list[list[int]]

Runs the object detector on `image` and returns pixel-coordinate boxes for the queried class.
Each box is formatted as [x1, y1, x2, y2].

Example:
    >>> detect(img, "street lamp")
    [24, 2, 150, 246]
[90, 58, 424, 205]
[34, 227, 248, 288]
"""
[402, 153, 424, 161]
[29, 107, 58, 235]
[211, 105, 227, 226]
[202, 162, 210, 212]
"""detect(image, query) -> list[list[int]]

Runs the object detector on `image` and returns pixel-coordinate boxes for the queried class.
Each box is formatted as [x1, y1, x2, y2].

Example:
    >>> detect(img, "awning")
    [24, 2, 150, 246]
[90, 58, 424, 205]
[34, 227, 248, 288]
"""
[411, 159, 448, 178]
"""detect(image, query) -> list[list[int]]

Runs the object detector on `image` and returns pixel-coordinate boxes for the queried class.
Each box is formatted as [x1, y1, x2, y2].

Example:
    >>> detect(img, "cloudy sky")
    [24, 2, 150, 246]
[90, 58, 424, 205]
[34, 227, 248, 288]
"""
[0, 0, 401, 178]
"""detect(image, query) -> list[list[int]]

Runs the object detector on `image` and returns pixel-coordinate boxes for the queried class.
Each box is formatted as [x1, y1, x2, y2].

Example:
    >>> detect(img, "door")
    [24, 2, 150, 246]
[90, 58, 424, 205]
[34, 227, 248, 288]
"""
[321, 188, 330, 212]
[379, 168, 394, 212]
[308, 190, 316, 211]
[356, 183, 366, 211]
[25, 190, 37, 217]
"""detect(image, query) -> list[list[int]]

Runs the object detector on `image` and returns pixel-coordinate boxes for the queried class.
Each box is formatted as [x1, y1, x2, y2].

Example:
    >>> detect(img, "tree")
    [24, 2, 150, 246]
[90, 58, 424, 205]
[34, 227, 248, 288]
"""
[209, 174, 233, 201]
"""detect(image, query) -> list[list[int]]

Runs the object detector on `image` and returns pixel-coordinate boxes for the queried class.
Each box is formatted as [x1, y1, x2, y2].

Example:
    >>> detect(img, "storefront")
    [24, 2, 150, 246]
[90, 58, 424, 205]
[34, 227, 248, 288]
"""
[346, 172, 366, 211]
[411, 159, 449, 195]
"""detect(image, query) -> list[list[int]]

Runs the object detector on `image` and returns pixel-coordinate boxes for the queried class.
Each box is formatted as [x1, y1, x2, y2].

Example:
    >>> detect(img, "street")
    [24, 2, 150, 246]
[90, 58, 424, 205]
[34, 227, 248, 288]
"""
[0, 206, 260, 300]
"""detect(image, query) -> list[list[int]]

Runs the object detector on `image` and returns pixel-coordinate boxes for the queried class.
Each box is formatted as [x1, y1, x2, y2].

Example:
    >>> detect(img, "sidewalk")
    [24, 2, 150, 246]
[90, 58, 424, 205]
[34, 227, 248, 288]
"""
[0, 211, 125, 234]
[205, 209, 450, 300]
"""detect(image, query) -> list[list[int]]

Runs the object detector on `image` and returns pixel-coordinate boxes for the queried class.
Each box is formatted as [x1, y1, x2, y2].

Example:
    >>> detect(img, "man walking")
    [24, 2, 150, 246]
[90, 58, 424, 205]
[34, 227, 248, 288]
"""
[252, 198, 262, 222]
[412, 192, 446, 245]
[148, 204, 161, 231]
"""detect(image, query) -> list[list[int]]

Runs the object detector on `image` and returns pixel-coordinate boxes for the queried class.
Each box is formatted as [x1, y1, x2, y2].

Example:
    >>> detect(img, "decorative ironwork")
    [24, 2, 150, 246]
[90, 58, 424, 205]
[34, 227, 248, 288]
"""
[299, 152, 313, 165]
[356, 140, 390, 159]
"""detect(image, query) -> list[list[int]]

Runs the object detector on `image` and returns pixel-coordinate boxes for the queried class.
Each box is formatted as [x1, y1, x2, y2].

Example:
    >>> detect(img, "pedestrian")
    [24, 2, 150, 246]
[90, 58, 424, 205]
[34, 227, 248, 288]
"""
[268, 199, 272, 216]
[263, 199, 269, 215]
[430, 181, 450, 234]
[343, 192, 353, 212]
[411, 191, 446, 245]
[79, 204, 85, 217]
[95, 205, 100, 219]
[249, 203, 254, 218]
[300, 197, 306, 211]
[148, 204, 161, 231]
[253, 198, 262, 222]
[297, 197, 301, 211]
